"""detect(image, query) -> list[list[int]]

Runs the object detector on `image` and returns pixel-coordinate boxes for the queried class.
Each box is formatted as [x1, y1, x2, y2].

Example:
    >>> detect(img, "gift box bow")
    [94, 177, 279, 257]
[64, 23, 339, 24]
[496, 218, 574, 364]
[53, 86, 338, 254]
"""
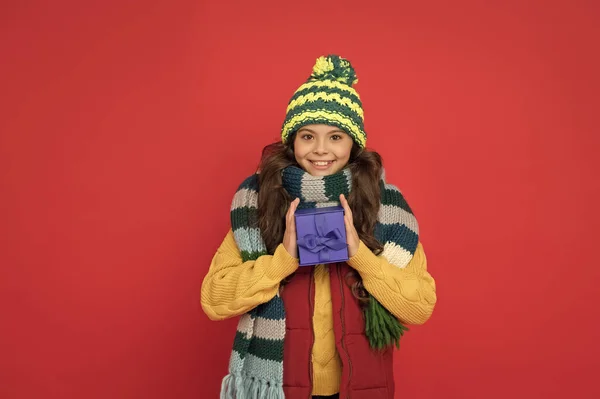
[297, 213, 347, 262]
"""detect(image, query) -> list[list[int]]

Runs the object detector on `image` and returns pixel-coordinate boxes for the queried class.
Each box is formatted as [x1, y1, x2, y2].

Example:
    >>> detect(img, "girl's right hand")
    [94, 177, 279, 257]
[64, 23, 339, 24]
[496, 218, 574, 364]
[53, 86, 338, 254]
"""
[283, 198, 300, 258]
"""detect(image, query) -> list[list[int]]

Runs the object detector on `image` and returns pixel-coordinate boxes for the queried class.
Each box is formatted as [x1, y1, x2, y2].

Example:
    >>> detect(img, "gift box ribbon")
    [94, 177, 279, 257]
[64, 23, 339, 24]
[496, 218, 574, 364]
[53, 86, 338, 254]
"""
[297, 213, 347, 262]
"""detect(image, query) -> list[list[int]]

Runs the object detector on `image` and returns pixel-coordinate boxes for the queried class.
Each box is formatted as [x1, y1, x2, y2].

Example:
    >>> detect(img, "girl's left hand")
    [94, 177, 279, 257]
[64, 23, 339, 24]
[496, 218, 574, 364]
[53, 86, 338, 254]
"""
[340, 194, 360, 257]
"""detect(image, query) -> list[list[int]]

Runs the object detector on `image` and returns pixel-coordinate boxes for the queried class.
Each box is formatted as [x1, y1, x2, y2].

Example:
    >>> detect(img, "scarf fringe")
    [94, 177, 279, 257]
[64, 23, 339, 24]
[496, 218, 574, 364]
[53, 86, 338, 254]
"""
[220, 373, 285, 399]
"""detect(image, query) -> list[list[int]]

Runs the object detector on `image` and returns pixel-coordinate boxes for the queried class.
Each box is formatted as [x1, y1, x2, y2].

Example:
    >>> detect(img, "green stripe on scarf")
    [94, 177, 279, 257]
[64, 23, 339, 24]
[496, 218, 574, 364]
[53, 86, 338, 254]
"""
[231, 207, 258, 231]
[240, 250, 268, 263]
[233, 333, 285, 362]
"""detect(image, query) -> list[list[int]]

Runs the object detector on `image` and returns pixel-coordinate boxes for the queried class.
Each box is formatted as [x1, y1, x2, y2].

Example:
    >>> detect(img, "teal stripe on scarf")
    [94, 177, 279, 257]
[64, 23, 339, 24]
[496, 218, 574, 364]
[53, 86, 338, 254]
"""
[381, 184, 413, 214]
[374, 223, 419, 254]
[281, 168, 303, 200]
[238, 174, 259, 190]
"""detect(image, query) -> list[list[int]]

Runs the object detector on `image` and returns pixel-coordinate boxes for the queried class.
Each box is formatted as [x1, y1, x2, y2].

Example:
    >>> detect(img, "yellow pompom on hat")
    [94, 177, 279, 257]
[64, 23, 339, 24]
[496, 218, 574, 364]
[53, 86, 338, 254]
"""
[281, 55, 366, 148]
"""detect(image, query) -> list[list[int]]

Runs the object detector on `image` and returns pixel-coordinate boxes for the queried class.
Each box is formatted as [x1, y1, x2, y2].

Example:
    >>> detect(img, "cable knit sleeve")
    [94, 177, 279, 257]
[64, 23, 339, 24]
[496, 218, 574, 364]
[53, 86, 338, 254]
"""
[201, 229, 299, 321]
[347, 240, 436, 325]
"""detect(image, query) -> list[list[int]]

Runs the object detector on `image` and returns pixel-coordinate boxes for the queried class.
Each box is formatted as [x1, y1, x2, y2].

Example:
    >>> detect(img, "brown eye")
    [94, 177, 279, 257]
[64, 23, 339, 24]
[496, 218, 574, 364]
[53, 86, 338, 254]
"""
[331, 134, 342, 140]
[302, 134, 313, 140]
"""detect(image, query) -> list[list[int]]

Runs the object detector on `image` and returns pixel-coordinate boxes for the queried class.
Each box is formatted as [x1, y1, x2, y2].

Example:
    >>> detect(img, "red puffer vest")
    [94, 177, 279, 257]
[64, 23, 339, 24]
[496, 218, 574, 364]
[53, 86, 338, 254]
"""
[279, 262, 395, 399]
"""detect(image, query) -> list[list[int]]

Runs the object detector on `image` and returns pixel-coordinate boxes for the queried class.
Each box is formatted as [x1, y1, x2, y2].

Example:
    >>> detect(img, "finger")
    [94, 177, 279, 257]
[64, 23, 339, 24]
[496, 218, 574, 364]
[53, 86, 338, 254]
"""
[286, 205, 294, 226]
[340, 194, 350, 212]
[343, 214, 352, 232]
[289, 200, 299, 243]
[342, 210, 355, 235]
[287, 198, 299, 225]
[340, 206, 353, 229]
[290, 198, 299, 217]
[339, 194, 350, 212]
[287, 198, 298, 215]
[339, 194, 353, 221]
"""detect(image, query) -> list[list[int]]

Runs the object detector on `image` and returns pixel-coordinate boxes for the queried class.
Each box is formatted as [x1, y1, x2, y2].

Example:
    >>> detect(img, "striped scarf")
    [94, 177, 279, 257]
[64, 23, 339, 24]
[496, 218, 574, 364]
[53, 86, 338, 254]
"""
[221, 166, 419, 399]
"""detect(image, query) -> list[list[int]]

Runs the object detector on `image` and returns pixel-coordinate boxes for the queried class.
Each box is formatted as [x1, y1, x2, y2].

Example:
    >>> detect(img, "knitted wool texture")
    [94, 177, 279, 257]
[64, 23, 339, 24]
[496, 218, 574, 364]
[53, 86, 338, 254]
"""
[220, 166, 419, 399]
[281, 55, 367, 148]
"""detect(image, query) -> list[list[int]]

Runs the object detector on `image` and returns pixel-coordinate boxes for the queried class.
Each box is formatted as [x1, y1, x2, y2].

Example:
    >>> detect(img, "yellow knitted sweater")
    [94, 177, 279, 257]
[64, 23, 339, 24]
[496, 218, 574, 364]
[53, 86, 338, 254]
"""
[201, 229, 436, 395]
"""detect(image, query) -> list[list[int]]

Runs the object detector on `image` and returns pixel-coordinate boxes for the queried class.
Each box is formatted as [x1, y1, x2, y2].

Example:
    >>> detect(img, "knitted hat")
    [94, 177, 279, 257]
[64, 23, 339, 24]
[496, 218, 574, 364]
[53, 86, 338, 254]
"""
[281, 54, 367, 148]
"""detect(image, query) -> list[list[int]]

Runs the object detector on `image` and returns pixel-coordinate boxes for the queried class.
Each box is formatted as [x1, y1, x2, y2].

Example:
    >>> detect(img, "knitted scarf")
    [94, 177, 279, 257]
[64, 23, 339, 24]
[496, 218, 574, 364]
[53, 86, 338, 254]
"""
[221, 165, 419, 399]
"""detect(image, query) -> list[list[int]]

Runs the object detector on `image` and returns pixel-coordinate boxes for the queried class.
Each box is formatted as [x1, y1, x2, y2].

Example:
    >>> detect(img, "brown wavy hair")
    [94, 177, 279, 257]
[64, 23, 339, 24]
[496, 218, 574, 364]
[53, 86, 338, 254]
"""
[256, 132, 384, 305]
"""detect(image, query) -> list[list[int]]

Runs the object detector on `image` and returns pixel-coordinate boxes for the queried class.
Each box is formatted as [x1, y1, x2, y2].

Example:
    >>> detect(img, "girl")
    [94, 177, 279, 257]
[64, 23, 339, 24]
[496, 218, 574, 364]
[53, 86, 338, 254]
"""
[201, 55, 437, 399]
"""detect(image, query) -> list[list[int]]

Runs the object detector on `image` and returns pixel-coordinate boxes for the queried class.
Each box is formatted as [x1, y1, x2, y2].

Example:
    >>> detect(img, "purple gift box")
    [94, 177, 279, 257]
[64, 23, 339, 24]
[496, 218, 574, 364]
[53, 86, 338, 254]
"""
[294, 206, 349, 266]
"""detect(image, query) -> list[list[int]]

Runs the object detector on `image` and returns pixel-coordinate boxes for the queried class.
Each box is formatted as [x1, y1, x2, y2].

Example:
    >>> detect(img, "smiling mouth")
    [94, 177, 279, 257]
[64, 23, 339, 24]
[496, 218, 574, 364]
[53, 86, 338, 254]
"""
[309, 160, 335, 166]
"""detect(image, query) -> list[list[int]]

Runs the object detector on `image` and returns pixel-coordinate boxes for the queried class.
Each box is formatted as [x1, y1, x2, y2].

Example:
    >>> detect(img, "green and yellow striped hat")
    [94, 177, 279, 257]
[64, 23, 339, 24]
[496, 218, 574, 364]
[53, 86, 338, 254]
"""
[281, 54, 366, 148]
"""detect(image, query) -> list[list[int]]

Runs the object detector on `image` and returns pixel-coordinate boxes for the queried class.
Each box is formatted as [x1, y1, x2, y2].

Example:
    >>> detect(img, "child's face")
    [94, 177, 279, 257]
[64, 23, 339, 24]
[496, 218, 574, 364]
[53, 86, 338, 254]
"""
[293, 124, 353, 177]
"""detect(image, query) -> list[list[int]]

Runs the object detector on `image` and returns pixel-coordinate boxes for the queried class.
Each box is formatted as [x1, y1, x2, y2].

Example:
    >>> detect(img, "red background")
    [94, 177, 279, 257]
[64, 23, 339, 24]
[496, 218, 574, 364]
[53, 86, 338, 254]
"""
[1, 1, 599, 398]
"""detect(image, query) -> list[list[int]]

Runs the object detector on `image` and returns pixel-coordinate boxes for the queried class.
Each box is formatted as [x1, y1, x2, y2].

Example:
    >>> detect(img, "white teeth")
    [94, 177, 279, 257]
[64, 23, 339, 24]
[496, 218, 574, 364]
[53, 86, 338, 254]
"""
[312, 161, 331, 166]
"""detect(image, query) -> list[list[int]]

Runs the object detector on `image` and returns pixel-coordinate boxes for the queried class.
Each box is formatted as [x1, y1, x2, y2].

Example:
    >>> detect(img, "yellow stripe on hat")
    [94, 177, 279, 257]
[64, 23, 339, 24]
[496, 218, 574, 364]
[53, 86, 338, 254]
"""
[286, 92, 364, 120]
[281, 110, 366, 148]
[295, 79, 361, 99]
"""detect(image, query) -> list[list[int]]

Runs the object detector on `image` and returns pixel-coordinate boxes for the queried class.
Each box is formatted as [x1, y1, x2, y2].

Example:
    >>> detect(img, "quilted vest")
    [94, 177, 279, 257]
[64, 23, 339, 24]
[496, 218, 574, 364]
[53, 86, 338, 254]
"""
[280, 262, 395, 399]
